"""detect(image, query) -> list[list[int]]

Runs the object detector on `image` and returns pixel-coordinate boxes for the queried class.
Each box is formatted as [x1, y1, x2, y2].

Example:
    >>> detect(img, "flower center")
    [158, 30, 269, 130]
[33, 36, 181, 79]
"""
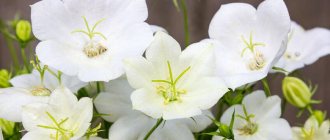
[284, 52, 301, 60]
[241, 32, 266, 71]
[301, 127, 315, 140]
[152, 61, 190, 104]
[31, 86, 51, 96]
[37, 112, 74, 140]
[72, 16, 108, 58]
[236, 105, 258, 136]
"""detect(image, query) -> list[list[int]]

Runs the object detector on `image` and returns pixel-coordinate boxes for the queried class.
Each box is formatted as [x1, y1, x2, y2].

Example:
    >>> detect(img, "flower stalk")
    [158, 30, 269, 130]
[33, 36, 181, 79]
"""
[143, 118, 164, 140]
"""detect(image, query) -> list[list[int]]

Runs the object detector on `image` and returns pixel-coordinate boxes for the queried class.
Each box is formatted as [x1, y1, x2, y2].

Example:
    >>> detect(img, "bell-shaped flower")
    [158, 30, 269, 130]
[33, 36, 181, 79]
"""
[292, 116, 330, 140]
[21, 87, 93, 140]
[213, 90, 292, 140]
[94, 77, 213, 140]
[123, 32, 228, 120]
[0, 70, 86, 122]
[275, 22, 330, 72]
[207, 0, 291, 89]
[32, 0, 153, 82]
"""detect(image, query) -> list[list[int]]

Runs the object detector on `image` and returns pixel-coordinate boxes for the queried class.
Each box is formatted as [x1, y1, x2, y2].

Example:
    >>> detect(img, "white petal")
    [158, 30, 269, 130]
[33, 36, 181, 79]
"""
[150, 25, 168, 34]
[124, 57, 155, 89]
[0, 128, 2, 140]
[242, 90, 267, 114]
[254, 95, 282, 120]
[21, 103, 51, 131]
[21, 131, 51, 140]
[258, 118, 292, 140]
[146, 32, 181, 66]
[94, 91, 134, 122]
[48, 87, 78, 115]
[220, 105, 246, 129]
[0, 88, 48, 122]
[108, 114, 151, 140]
[31, 0, 78, 42]
[182, 77, 228, 110]
[145, 122, 195, 140]
[131, 88, 164, 119]
[176, 110, 213, 132]
[9, 71, 41, 88]
[212, 136, 226, 140]
[79, 137, 107, 140]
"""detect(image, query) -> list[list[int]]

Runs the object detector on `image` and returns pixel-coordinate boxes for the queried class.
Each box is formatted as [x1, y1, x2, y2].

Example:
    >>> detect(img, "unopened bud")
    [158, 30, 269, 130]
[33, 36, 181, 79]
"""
[282, 76, 312, 108]
[312, 110, 326, 125]
[16, 20, 31, 42]
[0, 69, 11, 88]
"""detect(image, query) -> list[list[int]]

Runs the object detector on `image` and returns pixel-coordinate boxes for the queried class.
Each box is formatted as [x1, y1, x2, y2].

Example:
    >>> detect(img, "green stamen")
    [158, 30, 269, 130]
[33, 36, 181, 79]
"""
[72, 16, 107, 40]
[236, 105, 258, 135]
[240, 32, 265, 57]
[152, 61, 191, 104]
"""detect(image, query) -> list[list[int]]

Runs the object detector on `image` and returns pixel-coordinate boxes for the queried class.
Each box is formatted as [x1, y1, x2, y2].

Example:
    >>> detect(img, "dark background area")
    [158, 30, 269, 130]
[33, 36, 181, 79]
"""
[0, 0, 329, 125]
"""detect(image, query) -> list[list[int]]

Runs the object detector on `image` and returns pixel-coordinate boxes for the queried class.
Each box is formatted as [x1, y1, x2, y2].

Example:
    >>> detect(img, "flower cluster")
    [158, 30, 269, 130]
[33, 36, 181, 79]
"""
[0, 0, 330, 140]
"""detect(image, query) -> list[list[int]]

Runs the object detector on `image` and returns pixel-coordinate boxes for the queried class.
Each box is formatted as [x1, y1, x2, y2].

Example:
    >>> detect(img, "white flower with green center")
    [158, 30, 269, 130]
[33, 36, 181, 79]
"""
[206, 0, 291, 89]
[94, 77, 213, 140]
[275, 21, 330, 72]
[21, 87, 93, 140]
[292, 116, 330, 140]
[124, 32, 228, 120]
[32, 0, 153, 82]
[0, 70, 86, 122]
[213, 90, 292, 140]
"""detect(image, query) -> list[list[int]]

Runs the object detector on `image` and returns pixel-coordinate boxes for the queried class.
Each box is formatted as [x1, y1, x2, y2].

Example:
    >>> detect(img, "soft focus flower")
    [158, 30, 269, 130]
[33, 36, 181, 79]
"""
[94, 77, 213, 140]
[0, 128, 3, 140]
[21, 87, 93, 140]
[32, 0, 153, 82]
[213, 90, 292, 140]
[282, 76, 312, 108]
[0, 70, 86, 122]
[123, 32, 228, 120]
[276, 22, 330, 72]
[207, 0, 291, 89]
[16, 20, 32, 42]
[292, 116, 330, 140]
[0, 69, 11, 88]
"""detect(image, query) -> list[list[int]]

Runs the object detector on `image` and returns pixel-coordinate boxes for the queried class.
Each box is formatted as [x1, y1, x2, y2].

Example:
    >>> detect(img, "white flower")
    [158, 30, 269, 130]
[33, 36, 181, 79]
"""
[0, 70, 86, 122]
[207, 0, 291, 89]
[150, 25, 168, 34]
[123, 32, 228, 120]
[21, 87, 93, 140]
[79, 137, 107, 140]
[292, 116, 330, 140]
[275, 22, 330, 72]
[213, 90, 292, 140]
[32, 0, 153, 82]
[94, 77, 213, 140]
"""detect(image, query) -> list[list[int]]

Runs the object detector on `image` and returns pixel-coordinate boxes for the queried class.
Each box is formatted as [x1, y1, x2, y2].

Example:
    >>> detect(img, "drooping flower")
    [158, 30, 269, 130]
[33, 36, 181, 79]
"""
[94, 77, 213, 140]
[275, 22, 330, 72]
[207, 0, 291, 89]
[32, 0, 153, 82]
[213, 90, 292, 140]
[123, 31, 228, 120]
[292, 116, 330, 140]
[0, 70, 86, 122]
[21, 87, 93, 140]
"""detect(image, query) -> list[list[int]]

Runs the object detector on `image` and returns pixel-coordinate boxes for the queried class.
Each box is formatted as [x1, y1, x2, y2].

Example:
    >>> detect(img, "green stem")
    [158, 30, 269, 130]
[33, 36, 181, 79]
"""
[20, 48, 31, 73]
[215, 100, 224, 121]
[96, 81, 101, 93]
[4, 37, 19, 72]
[143, 118, 163, 140]
[179, 0, 190, 47]
[261, 77, 271, 96]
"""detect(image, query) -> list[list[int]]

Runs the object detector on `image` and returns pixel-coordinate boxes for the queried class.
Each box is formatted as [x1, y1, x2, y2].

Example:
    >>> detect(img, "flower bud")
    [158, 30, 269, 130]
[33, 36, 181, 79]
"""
[312, 110, 326, 125]
[0, 118, 15, 135]
[16, 20, 31, 42]
[282, 76, 312, 108]
[0, 69, 11, 88]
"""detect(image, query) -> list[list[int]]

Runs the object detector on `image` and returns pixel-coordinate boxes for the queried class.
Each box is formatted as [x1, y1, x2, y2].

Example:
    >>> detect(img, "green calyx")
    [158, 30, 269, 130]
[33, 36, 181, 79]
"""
[0, 69, 11, 88]
[0, 118, 15, 135]
[282, 76, 312, 108]
[236, 105, 258, 135]
[240, 32, 265, 57]
[152, 61, 191, 104]
[15, 20, 31, 42]
[72, 16, 107, 40]
[37, 112, 74, 140]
